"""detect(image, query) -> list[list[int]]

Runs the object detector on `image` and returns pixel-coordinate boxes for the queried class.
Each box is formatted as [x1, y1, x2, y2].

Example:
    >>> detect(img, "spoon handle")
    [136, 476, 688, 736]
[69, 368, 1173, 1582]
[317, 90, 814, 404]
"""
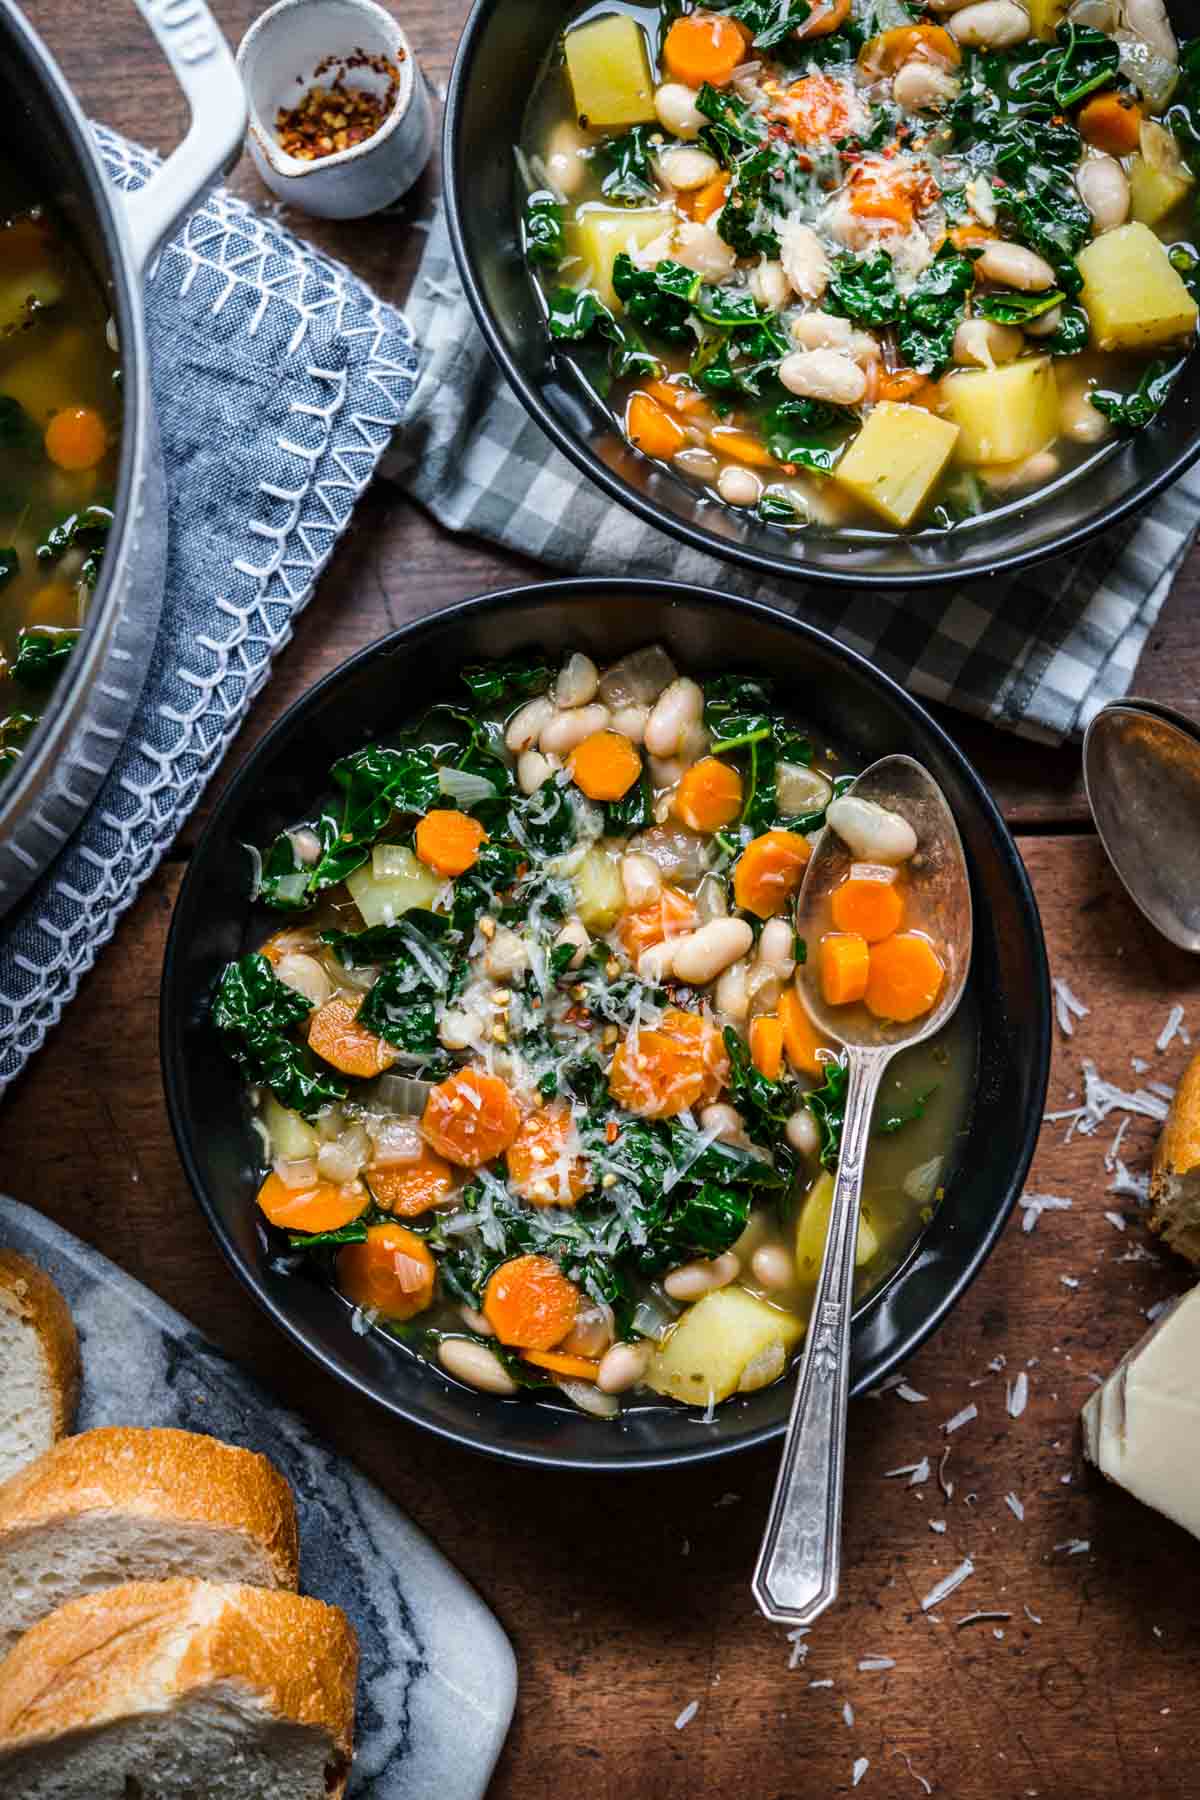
[751, 1046, 891, 1627]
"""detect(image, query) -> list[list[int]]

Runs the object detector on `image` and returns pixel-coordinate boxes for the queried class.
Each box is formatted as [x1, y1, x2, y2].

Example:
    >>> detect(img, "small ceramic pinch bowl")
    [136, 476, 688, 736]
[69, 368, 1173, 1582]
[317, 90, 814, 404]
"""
[238, 0, 434, 219]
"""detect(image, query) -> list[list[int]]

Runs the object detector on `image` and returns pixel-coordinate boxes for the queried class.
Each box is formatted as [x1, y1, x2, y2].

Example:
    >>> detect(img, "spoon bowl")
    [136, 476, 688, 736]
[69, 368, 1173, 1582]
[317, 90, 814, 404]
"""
[753, 756, 974, 1628]
[1083, 699, 1200, 954]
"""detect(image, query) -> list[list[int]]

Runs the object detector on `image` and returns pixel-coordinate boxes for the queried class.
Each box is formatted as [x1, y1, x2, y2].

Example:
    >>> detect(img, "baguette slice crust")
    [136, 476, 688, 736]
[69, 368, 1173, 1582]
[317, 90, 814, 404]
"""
[0, 1427, 301, 1655]
[0, 1252, 80, 1485]
[0, 1579, 357, 1799]
[1150, 1048, 1200, 1266]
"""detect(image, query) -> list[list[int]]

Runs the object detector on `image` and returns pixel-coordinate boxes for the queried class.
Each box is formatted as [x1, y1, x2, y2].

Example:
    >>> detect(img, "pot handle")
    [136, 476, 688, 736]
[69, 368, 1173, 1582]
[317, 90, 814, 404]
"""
[121, 0, 247, 272]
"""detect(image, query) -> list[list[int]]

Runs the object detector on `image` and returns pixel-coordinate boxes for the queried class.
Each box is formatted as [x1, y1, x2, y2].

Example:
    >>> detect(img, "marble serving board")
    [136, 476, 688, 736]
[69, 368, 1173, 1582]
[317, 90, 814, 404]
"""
[0, 1195, 516, 1800]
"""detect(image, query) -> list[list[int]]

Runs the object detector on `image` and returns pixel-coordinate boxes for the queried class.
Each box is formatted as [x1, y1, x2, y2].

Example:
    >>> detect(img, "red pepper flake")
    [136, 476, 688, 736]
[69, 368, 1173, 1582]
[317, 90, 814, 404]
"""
[605, 1119, 619, 1144]
[275, 47, 403, 161]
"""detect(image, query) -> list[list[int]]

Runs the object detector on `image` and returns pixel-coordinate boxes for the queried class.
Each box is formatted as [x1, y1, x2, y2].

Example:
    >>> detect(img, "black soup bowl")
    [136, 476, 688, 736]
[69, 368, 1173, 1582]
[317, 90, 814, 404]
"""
[161, 580, 1051, 1471]
[444, 0, 1199, 589]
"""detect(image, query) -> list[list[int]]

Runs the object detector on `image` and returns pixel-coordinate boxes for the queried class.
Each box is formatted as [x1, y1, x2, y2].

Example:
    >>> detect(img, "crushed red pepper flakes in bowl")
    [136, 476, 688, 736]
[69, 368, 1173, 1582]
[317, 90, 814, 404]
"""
[275, 48, 403, 162]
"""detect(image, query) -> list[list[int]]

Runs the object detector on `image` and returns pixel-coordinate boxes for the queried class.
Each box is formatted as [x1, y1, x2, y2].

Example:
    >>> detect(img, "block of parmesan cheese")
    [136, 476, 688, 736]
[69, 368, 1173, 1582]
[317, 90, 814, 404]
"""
[1081, 1287, 1200, 1541]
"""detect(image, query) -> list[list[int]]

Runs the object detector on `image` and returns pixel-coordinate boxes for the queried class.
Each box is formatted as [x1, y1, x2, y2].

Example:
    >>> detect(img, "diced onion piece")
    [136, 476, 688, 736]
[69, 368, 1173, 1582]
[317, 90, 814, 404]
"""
[368, 1117, 425, 1165]
[437, 765, 499, 807]
[273, 1157, 320, 1190]
[556, 1377, 620, 1418]
[598, 644, 677, 709]
[317, 1124, 371, 1186]
[631, 1289, 681, 1341]
[903, 1155, 944, 1207]
[270, 872, 309, 906]
[776, 762, 833, 818]
[372, 1073, 435, 1115]
[631, 823, 713, 882]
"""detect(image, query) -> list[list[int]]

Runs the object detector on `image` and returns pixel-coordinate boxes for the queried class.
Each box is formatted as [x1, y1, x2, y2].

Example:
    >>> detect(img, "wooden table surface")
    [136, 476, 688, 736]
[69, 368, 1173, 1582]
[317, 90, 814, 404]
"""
[10, 3, 1200, 1793]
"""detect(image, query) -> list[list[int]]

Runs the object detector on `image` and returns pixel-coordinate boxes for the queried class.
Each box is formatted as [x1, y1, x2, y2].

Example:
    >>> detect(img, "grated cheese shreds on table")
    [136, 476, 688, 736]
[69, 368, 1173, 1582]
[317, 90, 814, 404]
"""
[1047, 1059, 1171, 1143]
[885, 1458, 931, 1483]
[1052, 978, 1090, 1038]
[1005, 1492, 1025, 1522]
[1020, 1193, 1073, 1234]
[930, 1519, 947, 1533]
[786, 1627, 810, 1670]
[897, 1384, 929, 1403]
[858, 1657, 896, 1673]
[1024, 1605, 1043, 1624]
[674, 1701, 699, 1731]
[896, 1751, 934, 1795]
[957, 1611, 1012, 1628]
[942, 1403, 977, 1435]
[843, 1701, 855, 1728]
[921, 1558, 975, 1611]
[1060, 1275, 1080, 1289]
[1156, 1004, 1189, 1053]
[853, 1758, 870, 1788]
[1054, 1539, 1091, 1556]
[938, 1446, 954, 1501]
[1104, 1210, 1128, 1232]
[1007, 1371, 1029, 1418]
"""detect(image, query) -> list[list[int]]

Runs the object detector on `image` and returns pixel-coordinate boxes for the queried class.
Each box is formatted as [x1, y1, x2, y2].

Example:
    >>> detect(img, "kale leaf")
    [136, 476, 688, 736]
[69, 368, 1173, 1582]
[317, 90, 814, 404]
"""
[10, 628, 79, 687]
[612, 255, 698, 345]
[1040, 305, 1089, 356]
[1012, 22, 1119, 109]
[605, 769, 654, 834]
[877, 1084, 937, 1134]
[1165, 37, 1200, 181]
[450, 840, 524, 937]
[545, 287, 662, 381]
[523, 191, 565, 266]
[253, 831, 311, 911]
[695, 82, 769, 162]
[37, 505, 112, 588]
[705, 671, 815, 829]
[1090, 361, 1177, 431]
[598, 127, 658, 202]
[763, 395, 857, 474]
[827, 250, 901, 328]
[350, 912, 459, 1057]
[807, 1056, 849, 1169]
[711, 0, 812, 50]
[896, 243, 976, 376]
[212, 952, 348, 1118]
[0, 396, 39, 453]
[723, 1026, 800, 1152]
[974, 287, 1064, 325]
[309, 745, 440, 892]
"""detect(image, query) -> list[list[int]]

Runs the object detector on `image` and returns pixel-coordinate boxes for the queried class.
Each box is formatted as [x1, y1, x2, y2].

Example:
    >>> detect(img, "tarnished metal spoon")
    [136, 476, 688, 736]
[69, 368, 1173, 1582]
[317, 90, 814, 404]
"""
[1082, 699, 1200, 954]
[752, 755, 973, 1629]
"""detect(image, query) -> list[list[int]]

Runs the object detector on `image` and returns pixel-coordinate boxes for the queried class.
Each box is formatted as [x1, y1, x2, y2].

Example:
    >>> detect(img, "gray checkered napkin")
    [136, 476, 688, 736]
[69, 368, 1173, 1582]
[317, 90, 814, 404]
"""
[390, 208, 1200, 746]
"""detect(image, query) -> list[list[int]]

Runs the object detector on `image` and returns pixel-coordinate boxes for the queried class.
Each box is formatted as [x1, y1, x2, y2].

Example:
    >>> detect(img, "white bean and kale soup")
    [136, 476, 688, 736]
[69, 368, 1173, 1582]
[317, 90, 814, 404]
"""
[0, 171, 120, 774]
[212, 647, 972, 1416]
[519, 0, 1199, 532]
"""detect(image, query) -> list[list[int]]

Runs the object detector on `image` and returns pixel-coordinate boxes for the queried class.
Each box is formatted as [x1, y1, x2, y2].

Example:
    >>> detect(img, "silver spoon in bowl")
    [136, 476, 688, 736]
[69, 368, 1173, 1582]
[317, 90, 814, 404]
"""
[751, 754, 973, 1628]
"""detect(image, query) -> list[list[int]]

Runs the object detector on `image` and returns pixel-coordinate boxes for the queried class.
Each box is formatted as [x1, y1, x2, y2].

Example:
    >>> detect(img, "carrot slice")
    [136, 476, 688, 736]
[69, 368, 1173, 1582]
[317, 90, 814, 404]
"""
[864, 932, 944, 1023]
[662, 13, 750, 88]
[858, 24, 959, 78]
[749, 1014, 785, 1081]
[784, 73, 854, 145]
[256, 1171, 368, 1234]
[618, 884, 698, 960]
[690, 171, 730, 222]
[414, 808, 487, 877]
[506, 1101, 591, 1206]
[819, 933, 870, 1006]
[646, 378, 707, 416]
[794, 0, 850, 38]
[608, 1005, 729, 1118]
[523, 1348, 601, 1381]
[308, 995, 398, 1078]
[483, 1254, 580, 1350]
[336, 1224, 436, 1320]
[708, 426, 776, 468]
[367, 1145, 455, 1217]
[849, 162, 926, 228]
[626, 391, 688, 461]
[876, 368, 936, 407]
[733, 829, 812, 919]
[569, 729, 642, 802]
[44, 405, 108, 472]
[674, 756, 744, 833]
[778, 985, 838, 1078]
[830, 873, 905, 943]
[421, 1068, 522, 1168]
[1078, 91, 1142, 156]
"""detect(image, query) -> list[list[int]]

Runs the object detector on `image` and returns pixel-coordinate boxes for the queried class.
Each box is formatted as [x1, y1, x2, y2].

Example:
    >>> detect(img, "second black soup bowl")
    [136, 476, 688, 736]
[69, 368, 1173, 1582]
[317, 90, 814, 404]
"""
[161, 580, 1051, 1470]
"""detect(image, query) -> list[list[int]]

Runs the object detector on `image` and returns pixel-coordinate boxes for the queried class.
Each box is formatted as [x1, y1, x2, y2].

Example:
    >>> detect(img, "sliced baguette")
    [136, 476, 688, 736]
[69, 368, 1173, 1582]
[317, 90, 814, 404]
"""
[1150, 1048, 1200, 1266]
[0, 1578, 357, 1798]
[0, 1252, 79, 1487]
[0, 1426, 300, 1656]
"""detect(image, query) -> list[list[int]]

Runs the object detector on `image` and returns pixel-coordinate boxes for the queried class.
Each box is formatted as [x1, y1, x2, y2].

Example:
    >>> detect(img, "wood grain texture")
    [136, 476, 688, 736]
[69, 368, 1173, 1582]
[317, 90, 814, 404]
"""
[8, 2, 1200, 1793]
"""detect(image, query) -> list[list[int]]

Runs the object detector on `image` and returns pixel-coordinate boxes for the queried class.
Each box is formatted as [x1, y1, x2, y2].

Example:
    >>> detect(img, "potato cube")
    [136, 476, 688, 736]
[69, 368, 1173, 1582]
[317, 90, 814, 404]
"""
[1130, 123, 1196, 230]
[1077, 222, 1199, 353]
[647, 1285, 805, 1404]
[574, 845, 625, 931]
[347, 848, 441, 928]
[940, 356, 1060, 467]
[568, 204, 673, 307]
[834, 403, 960, 528]
[564, 15, 657, 130]
[1025, 0, 1067, 37]
[794, 1171, 879, 1285]
[262, 1094, 320, 1162]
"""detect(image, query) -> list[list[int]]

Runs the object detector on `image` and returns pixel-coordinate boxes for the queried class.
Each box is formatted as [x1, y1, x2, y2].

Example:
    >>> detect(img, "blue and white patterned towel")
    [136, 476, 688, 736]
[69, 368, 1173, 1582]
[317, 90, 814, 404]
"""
[0, 130, 417, 1090]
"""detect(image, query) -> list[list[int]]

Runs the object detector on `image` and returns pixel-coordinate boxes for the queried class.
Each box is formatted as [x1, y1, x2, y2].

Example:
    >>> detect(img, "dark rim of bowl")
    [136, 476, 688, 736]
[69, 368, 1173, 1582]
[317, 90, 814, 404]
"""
[161, 578, 1052, 1470]
[442, 0, 1200, 592]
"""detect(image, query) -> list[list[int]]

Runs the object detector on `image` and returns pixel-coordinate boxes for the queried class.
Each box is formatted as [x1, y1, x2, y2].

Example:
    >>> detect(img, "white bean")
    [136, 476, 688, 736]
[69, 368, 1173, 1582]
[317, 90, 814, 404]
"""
[663, 1250, 740, 1302]
[553, 918, 591, 970]
[789, 311, 854, 353]
[1123, 0, 1177, 62]
[826, 794, 917, 865]
[622, 851, 663, 908]
[985, 447, 1061, 491]
[518, 748, 558, 794]
[506, 695, 555, 753]
[1077, 155, 1130, 233]
[674, 446, 720, 484]
[779, 349, 867, 406]
[560, 1301, 615, 1359]
[459, 1305, 494, 1337]
[555, 652, 599, 709]
[558, 1378, 620, 1418]
[786, 1106, 820, 1156]
[924, 0, 979, 10]
[1023, 304, 1062, 339]
[776, 760, 834, 817]
[779, 220, 830, 301]
[715, 958, 750, 1024]
[439, 1006, 482, 1050]
[539, 701, 610, 755]
[597, 1340, 652, 1395]
[671, 917, 754, 986]
[645, 677, 704, 757]
[438, 1337, 518, 1395]
[953, 318, 1024, 367]
[1059, 379, 1112, 445]
[948, 0, 1031, 46]
[654, 80, 705, 138]
[638, 941, 679, 983]
[484, 925, 528, 981]
[892, 59, 960, 109]
[610, 702, 649, 743]
[672, 220, 737, 280]
[758, 918, 796, 981]
[658, 145, 720, 191]
[748, 258, 791, 311]
[274, 953, 333, 1008]
[717, 465, 762, 508]
[699, 1101, 747, 1143]
[974, 239, 1056, 291]
[545, 121, 590, 197]
[751, 1244, 795, 1291]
